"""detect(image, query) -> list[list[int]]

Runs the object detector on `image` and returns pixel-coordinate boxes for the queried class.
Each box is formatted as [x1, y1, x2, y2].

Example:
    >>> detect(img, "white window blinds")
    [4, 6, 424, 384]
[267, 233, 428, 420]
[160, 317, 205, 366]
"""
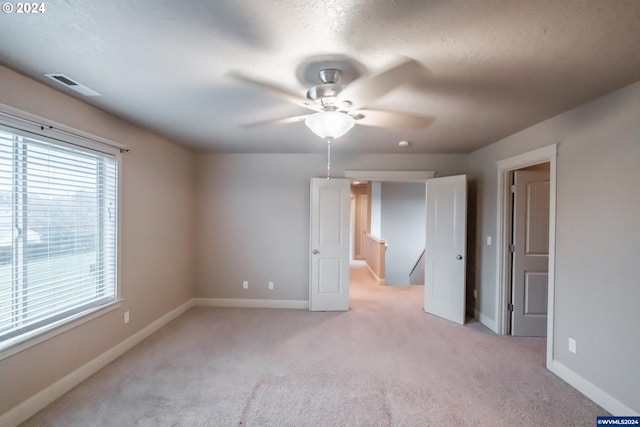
[0, 126, 118, 347]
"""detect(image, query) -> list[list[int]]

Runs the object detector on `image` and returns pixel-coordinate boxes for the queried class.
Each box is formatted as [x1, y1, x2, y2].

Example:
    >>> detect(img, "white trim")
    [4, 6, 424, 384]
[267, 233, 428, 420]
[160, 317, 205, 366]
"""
[344, 170, 436, 181]
[0, 301, 121, 361]
[0, 299, 193, 427]
[549, 360, 639, 416]
[364, 262, 386, 286]
[495, 144, 557, 369]
[193, 298, 309, 310]
[0, 103, 130, 153]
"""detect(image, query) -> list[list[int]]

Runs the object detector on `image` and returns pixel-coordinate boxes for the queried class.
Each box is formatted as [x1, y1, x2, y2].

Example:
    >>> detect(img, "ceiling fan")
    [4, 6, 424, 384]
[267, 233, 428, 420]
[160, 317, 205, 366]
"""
[228, 58, 434, 141]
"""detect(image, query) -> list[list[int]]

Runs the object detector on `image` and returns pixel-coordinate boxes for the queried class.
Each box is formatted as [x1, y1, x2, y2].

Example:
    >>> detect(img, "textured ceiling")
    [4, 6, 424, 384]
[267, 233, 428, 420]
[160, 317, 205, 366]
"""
[1, 0, 639, 153]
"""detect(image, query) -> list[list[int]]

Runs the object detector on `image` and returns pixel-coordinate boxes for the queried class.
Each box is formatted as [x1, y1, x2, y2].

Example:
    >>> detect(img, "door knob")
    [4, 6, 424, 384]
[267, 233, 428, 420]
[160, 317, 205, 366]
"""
[456, 254, 463, 260]
[312, 249, 319, 254]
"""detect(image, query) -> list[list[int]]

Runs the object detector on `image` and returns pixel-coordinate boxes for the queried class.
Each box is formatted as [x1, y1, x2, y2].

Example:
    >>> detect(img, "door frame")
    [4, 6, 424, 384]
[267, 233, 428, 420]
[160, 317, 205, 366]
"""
[344, 171, 436, 182]
[495, 144, 557, 368]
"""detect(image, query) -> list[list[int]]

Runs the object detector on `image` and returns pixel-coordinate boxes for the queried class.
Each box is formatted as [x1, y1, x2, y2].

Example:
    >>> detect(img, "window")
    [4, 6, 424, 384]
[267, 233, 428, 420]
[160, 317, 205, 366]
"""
[0, 125, 118, 350]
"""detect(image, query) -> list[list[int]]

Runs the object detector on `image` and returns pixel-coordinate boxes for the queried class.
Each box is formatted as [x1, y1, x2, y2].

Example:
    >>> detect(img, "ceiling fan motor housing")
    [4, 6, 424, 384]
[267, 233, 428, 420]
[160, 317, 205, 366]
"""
[306, 84, 342, 101]
[318, 69, 341, 84]
[306, 69, 345, 109]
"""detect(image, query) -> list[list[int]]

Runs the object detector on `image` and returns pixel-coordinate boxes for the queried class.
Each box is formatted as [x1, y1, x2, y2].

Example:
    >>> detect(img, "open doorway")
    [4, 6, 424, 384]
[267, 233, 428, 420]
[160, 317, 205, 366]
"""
[348, 180, 426, 288]
[495, 145, 557, 368]
[349, 180, 426, 280]
[310, 171, 468, 326]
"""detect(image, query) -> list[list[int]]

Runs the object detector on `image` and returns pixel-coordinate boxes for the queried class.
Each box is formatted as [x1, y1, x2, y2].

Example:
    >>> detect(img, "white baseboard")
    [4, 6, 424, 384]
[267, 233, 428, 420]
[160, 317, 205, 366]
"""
[549, 360, 638, 416]
[0, 300, 194, 427]
[193, 298, 308, 310]
[364, 263, 386, 286]
[476, 309, 498, 333]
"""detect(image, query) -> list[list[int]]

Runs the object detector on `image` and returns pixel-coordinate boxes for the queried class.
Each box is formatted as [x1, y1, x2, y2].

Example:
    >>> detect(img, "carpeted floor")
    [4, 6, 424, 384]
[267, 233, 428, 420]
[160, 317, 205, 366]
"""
[22, 261, 606, 426]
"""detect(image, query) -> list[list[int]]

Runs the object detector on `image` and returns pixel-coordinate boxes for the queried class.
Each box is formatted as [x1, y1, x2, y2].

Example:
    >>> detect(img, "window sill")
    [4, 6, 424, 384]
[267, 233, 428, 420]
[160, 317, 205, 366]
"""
[0, 300, 122, 362]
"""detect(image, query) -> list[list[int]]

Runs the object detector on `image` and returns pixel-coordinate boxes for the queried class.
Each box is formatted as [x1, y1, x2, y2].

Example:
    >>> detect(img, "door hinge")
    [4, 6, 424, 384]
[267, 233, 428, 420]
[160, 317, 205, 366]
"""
[510, 184, 516, 194]
[509, 244, 515, 253]
[507, 303, 514, 312]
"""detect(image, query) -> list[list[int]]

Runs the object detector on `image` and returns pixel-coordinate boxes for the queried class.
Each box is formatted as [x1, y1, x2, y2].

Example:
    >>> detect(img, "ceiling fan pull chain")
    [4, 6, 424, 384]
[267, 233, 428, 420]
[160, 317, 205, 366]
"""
[326, 137, 332, 180]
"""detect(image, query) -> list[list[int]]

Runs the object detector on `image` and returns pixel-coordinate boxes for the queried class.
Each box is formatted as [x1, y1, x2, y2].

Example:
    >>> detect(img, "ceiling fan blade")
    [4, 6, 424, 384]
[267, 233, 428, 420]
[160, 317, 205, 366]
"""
[352, 109, 434, 128]
[337, 58, 429, 110]
[227, 71, 320, 111]
[242, 113, 313, 128]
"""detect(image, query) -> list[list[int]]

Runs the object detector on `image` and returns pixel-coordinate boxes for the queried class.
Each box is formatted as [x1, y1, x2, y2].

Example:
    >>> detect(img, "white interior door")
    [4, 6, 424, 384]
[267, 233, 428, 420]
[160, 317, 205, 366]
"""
[511, 168, 550, 336]
[424, 175, 467, 324]
[309, 178, 350, 311]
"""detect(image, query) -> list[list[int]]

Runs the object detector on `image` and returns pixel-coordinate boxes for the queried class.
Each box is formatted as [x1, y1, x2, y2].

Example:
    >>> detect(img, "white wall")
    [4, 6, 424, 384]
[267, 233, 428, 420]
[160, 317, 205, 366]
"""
[468, 81, 640, 413]
[0, 66, 196, 416]
[380, 182, 425, 285]
[370, 182, 382, 237]
[195, 153, 467, 300]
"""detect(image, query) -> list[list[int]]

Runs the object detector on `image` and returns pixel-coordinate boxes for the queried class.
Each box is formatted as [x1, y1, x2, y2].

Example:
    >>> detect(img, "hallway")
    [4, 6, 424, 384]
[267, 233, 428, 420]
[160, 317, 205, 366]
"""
[349, 259, 424, 312]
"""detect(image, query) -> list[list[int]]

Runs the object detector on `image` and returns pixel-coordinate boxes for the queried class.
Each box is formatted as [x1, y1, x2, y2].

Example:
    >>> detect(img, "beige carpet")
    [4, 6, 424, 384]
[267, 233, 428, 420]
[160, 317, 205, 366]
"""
[22, 261, 605, 426]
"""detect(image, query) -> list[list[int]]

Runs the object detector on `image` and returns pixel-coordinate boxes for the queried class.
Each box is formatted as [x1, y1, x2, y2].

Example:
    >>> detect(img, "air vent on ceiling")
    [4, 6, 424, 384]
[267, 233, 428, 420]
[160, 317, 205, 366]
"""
[44, 73, 101, 96]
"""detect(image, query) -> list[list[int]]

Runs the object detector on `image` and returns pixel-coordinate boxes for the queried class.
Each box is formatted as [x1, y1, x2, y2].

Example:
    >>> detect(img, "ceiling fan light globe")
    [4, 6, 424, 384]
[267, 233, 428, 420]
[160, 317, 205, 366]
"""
[305, 111, 355, 139]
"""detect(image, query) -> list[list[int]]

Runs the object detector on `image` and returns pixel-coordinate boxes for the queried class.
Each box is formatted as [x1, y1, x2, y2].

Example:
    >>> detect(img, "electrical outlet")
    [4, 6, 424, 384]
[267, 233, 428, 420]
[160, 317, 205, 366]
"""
[242, 281, 248, 289]
[486, 236, 492, 246]
[124, 311, 130, 324]
[568, 337, 577, 354]
[268, 281, 274, 290]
